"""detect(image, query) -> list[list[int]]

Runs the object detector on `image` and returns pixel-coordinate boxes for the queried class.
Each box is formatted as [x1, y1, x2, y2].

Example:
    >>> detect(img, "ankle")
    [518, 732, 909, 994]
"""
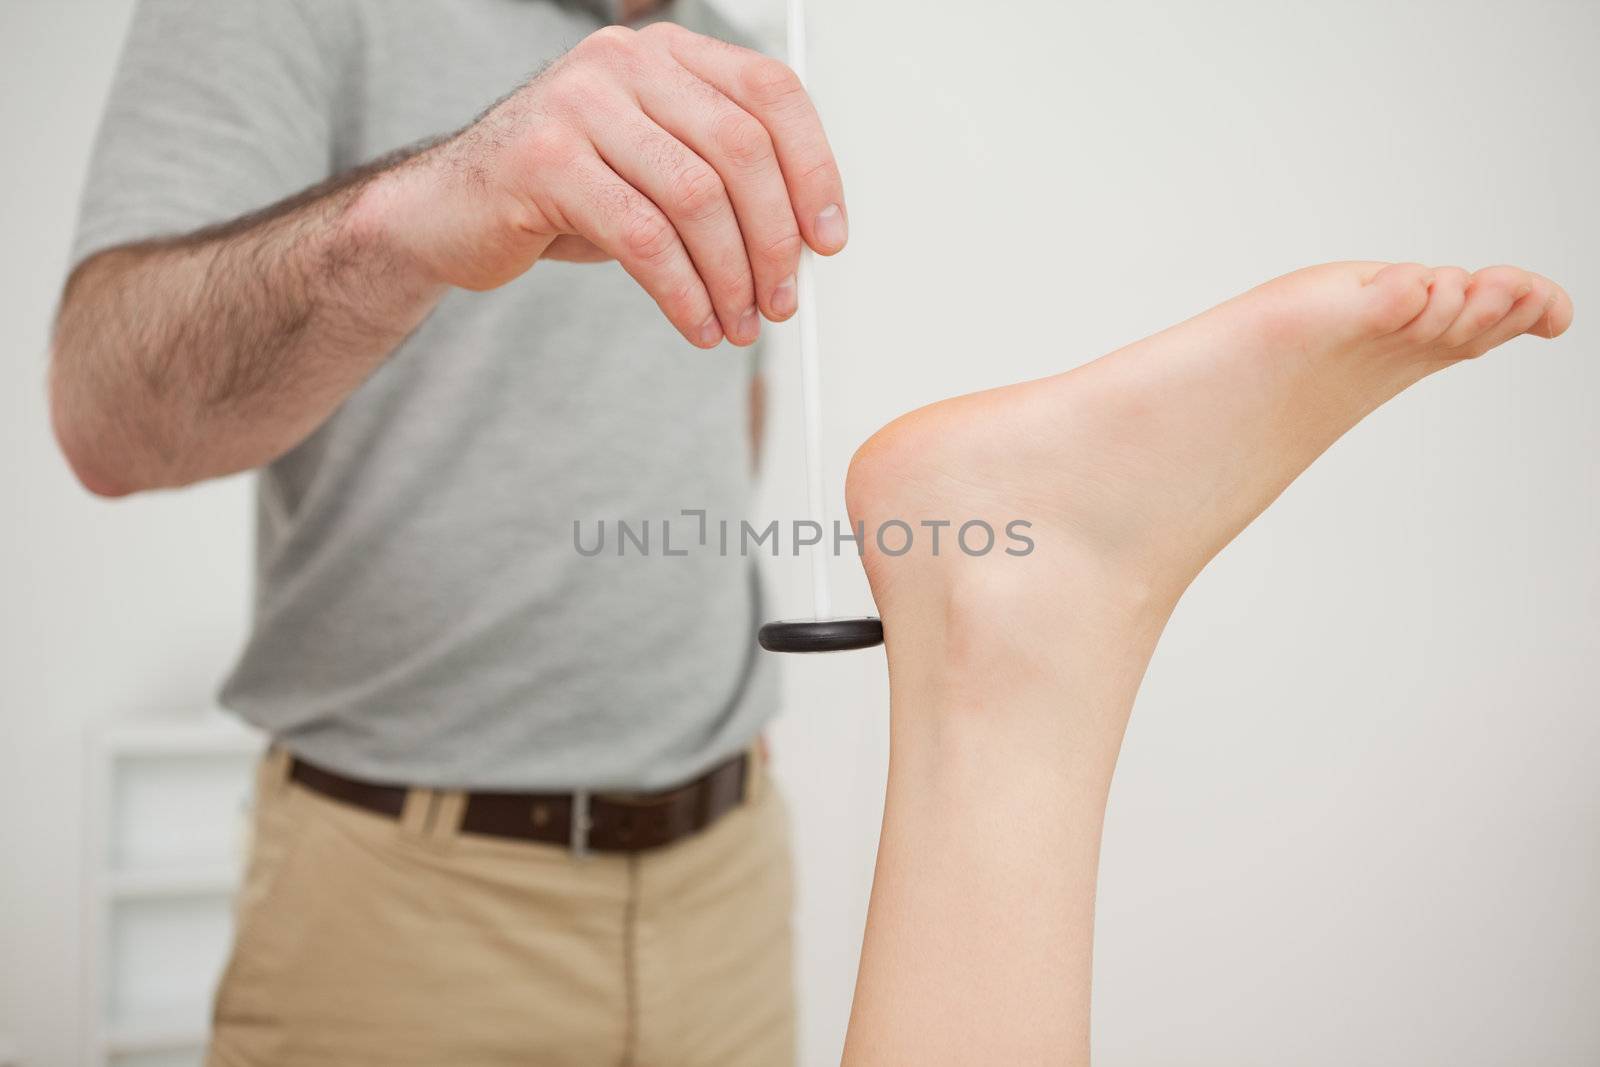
[878, 556, 1171, 720]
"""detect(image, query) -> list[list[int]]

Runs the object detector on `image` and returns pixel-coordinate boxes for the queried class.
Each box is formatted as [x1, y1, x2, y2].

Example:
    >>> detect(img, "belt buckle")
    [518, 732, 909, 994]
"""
[570, 790, 593, 860]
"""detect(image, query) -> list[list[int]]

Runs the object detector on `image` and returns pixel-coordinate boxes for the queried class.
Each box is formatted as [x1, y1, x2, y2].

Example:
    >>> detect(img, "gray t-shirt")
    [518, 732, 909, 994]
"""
[74, 0, 778, 791]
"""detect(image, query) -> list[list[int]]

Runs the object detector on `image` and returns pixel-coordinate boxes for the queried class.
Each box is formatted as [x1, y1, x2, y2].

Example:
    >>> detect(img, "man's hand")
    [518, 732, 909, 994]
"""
[51, 22, 838, 496]
[374, 23, 848, 348]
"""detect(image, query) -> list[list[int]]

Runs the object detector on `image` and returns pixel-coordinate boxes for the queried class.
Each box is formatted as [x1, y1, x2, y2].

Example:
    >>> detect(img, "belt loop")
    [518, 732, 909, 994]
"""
[430, 790, 468, 842]
[399, 787, 438, 842]
[262, 747, 293, 796]
[570, 790, 593, 860]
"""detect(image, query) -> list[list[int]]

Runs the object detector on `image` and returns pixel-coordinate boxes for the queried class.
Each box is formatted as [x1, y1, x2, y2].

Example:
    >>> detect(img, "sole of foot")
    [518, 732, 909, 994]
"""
[845, 261, 1573, 660]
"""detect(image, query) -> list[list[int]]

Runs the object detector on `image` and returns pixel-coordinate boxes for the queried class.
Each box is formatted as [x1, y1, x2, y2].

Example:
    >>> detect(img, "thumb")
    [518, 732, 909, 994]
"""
[543, 236, 615, 264]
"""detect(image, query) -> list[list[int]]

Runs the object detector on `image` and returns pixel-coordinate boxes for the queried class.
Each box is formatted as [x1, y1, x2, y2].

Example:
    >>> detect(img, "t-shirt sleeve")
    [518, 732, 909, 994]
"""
[70, 0, 344, 268]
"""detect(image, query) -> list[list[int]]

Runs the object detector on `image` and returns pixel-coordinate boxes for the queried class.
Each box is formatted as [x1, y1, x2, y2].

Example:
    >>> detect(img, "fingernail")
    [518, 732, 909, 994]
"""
[815, 203, 847, 251]
[773, 275, 797, 316]
[699, 316, 723, 347]
[738, 306, 760, 342]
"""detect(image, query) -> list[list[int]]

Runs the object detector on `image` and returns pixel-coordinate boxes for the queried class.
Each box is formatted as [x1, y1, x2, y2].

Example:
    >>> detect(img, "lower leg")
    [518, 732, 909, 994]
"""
[843, 584, 1163, 1065]
[840, 262, 1572, 1065]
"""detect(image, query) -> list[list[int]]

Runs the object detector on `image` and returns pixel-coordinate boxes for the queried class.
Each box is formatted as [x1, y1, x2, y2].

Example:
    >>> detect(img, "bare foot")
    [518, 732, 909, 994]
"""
[847, 261, 1573, 656]
[839, 261, 1572, 1067]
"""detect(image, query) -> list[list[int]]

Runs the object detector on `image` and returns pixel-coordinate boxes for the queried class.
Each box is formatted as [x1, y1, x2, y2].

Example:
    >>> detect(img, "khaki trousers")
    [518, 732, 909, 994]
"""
[206, 750, 796, 1067]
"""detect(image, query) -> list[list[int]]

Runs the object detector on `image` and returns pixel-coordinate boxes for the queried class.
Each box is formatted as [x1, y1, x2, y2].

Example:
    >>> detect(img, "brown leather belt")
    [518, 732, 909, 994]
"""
[287, 751, 750, 855]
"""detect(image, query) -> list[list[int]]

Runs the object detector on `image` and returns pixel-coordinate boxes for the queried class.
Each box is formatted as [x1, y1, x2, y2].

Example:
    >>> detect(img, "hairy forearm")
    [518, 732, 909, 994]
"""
[50, 158, 446, 495]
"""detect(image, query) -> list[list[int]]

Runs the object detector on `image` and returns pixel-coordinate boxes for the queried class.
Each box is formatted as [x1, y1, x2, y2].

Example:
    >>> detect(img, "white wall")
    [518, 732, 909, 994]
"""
[1, 3, 254, 1066]
[768, 3, 1600, 1064]
[3, 1, 1597, 1065]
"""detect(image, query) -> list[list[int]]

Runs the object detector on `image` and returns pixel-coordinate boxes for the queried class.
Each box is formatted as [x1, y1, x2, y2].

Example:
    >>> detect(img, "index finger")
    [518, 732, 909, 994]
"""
[647, 25, 848, 256]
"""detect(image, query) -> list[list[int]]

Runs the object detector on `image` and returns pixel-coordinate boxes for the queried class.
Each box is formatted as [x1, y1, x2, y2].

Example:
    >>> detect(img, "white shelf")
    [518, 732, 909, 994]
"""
[104, 1013, 208, 1056]
[85, 715, 261, 1067]
[108, 864, 239, 900]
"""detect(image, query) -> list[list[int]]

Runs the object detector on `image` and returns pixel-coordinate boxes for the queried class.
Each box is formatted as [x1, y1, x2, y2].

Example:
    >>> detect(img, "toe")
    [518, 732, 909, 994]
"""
[1530, 280, 1575, 339]
[1441, 273, 1553, 361]
[1394, 266, 1470, 345]
[1361, 262, 1434, 336]
[1435, 266, 1529, 350]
